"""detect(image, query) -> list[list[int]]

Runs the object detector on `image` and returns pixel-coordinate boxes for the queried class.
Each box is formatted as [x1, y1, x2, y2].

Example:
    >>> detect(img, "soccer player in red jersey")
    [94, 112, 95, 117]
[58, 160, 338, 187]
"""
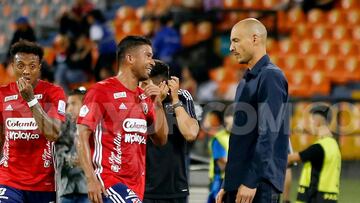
[77, 36, 169, 203]
[0, 40, 66, 203]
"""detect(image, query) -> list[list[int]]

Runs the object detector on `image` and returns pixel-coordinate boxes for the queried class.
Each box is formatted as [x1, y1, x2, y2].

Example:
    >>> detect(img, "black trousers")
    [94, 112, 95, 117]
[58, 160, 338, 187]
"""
[224, 181, 280, 203]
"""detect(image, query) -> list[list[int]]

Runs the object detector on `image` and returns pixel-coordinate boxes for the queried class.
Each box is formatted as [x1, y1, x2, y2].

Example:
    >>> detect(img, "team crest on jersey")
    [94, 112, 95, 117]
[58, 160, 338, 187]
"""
[4, 94, 18, 102]
[142, 103, 148, 115]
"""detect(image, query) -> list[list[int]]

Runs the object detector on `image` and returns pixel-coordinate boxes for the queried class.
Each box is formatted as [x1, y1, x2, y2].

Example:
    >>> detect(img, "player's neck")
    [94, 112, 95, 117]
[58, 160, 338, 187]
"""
[116, 70, 138, 91]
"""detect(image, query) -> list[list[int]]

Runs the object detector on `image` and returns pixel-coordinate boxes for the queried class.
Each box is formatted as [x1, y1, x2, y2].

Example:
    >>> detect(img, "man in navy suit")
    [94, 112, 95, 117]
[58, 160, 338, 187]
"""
[216, 18, 289, 203]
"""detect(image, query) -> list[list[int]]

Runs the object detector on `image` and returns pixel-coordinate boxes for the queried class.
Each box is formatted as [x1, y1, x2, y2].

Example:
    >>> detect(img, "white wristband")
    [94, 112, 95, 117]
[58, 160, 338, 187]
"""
[27, 98, 38, 108]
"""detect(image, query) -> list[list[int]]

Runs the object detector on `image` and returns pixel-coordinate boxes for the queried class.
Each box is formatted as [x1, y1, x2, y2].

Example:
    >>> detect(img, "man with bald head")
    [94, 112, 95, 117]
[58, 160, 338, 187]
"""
[216, 18, 289, 203]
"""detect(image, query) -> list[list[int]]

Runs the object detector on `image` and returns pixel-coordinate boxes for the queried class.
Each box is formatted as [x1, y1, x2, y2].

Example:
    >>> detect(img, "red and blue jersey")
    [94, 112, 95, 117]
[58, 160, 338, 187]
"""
[77, 77, 156, 200]
[0, 80, 66, 191]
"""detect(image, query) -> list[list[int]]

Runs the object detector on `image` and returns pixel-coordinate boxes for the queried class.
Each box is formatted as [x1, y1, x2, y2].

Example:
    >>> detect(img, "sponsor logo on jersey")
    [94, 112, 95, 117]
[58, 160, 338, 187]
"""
[6, 118, 38, 130]
[58, 100, 66, 115]
[7, 131, 40, 141]
[5, 105, 13, 111]
[124, 133, 146, 145]
[123, 118, 147, 133]
[4, 94, 18, 102]
[119, 103, 127, 110]
[114, 92, 127, 99]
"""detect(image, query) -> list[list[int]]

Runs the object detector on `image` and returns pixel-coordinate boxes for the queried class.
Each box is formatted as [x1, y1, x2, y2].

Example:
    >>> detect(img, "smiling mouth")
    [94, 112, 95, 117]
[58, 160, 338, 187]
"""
[22, 77, 31, 82]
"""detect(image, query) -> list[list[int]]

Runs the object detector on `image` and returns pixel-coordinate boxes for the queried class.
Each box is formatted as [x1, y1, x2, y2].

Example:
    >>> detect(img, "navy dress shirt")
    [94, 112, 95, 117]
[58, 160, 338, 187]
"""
[224, 54, 290, 192]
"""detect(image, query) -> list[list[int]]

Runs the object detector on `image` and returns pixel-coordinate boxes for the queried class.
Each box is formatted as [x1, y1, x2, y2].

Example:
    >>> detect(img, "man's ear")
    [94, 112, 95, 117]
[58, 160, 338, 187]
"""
[126, 54, 134, 64]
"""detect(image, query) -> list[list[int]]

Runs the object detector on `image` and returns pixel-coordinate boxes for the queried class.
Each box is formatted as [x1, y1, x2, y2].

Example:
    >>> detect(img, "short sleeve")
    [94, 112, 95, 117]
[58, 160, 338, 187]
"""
[212, 139, 227, 160]
[179, 89, 197, 120]
[77, 87, 105, 131]
[46, 86, 66, 122]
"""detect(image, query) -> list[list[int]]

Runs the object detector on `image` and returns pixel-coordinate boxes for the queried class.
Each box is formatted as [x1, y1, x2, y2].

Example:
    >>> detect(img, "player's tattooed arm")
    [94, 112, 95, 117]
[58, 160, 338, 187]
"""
[17, 78, 61, 141]
[77, 124, 107, 203]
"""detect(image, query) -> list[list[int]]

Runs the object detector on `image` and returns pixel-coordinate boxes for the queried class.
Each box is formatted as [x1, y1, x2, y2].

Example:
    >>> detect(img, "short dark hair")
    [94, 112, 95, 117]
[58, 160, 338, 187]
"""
[310, 104, 332, 124]
[10, 40, 44, 61]
[69, 86, 87, 101]
[116, 35, 152, 64]
[150, 59, 169, 79]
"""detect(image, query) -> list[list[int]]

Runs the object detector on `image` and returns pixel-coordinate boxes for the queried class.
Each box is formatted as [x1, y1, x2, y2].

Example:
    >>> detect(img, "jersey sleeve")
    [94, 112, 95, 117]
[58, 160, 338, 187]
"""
[46, 86, 66, 122]
[179, 89, 197, 120]
[77, 87, 106, 131]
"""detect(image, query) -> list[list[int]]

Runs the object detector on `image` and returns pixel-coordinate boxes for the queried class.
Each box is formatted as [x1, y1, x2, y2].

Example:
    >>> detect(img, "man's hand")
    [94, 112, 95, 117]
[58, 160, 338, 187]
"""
[216, 189, 226, 203]
[144, 81, 168, 103]
[16, 77, 35, 102]
[235, 185, 257, 203]
[168, 76, 179, 103]
[87, 176, 107, 203]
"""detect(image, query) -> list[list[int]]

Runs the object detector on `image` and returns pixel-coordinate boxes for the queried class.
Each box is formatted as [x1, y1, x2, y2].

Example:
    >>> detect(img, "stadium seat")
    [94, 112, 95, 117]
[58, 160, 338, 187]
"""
[338, 40, 357, 57]
[346, 9, 360, 25]
[180, 22, 197, 47]
[351, 25, 360, 40]
[278, 39, 297, 54]
[340, 0, 360, 10]
[345, 57, 360, 81]
[288, 70, 312, 97]
[266, 38, 279, 54]
[283, 54, 303, 71]
[311, 25, 331, 40]
[196, 21, 213, 42]
[326, 9, 344, 26]
[325, 56, 348, 84]
[298, 39, 316, 55]
[332, 25, 350, 40]
[307, 9, 325, 24]
[291, 23, 309, 40]
[304, 55, 325, 71]
[262, 0, 280, 8]
[140, 19, 155, 37]
[223, 0, 242, 8]
[115, 6, 137, 21]
[318, 40, 337, 56]
[243, 0, 263, 9]
[309, 70, 330, 96]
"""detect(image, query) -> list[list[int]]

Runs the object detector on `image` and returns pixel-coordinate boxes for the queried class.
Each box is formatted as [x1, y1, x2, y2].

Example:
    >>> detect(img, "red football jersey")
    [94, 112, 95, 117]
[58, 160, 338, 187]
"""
[0, 80, 66, 191]
[77, 77, 156, 200]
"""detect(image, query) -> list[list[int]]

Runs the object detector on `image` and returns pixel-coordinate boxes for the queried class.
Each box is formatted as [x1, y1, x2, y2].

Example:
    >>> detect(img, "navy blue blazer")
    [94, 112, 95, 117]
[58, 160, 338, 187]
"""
[224, 54, 289, 192]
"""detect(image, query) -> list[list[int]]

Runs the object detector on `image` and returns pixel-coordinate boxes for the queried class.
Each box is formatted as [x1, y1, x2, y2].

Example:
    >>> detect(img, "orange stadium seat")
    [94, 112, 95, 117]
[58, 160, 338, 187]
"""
[309, 70, 330, 95]
[332, 25, 351, 40]
[291, 23, 309, 40]
[340, 0, 360, 10]
[223, 0, 242, 8]
[351, 25, 360, 41]
[196, 21, 213, 42]
[115, 6, 137, 21]
[288, 70, 312, 97]
[266, 38, 279, 54]
[311, 25, 331, 40]
[338, 40, 357, 57]
[307, 9, 325, 24]
[243, 0, 263, 9]
[345, 57, 360, 81]
[298, 39, 316, 55]
[304, 56, 325, 71]
[346, 9, 360, 25]
[325, 56, 347, 84]
[262, 0, 280, 9]
[180, 22, 197, 47]
[283, 54, 303, 71]
[140, 19, 155, 37]
[326, 9, 345, 25]
[278, 39, 297, 54]
[318, 40, 338, 56]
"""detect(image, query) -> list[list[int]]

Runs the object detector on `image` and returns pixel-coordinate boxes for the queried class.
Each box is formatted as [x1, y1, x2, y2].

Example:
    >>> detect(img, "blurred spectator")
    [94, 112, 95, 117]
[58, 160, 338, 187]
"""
[55, 87, 89, 203]
[5, 16, 36, 63]
[55, 34, 92, 92]
[86, 9, 117, 81]
[152, 12, 181, 72]
[181, 67, 198, 100]
[59, 0, 94, 37]
[207, 113, 233, 203]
